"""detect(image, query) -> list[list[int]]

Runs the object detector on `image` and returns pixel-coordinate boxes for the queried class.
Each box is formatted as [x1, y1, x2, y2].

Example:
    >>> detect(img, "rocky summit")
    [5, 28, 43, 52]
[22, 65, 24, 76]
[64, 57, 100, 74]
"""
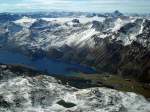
[0, 64, 149, 112]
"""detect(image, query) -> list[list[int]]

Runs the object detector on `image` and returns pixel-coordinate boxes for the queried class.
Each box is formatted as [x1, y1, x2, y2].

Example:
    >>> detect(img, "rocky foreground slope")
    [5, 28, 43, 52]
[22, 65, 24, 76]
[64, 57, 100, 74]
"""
[0, 64, 150, 112]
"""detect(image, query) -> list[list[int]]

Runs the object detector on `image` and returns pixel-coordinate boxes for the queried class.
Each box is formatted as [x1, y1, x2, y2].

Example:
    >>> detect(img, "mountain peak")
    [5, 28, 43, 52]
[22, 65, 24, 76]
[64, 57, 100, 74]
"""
[113, 10, 124, 17]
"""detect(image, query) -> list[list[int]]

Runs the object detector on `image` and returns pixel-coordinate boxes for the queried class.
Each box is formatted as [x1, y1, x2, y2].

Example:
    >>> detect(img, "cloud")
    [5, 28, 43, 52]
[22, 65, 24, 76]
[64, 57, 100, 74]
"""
[0, 0, 150, 13]
[23, 0, 73, 5]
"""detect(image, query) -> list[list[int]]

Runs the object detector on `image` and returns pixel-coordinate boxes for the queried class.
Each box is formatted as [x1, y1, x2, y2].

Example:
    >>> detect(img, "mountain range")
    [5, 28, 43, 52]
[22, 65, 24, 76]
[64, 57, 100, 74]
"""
[0, 11, 150, 112]
[0, 11, 149, 81]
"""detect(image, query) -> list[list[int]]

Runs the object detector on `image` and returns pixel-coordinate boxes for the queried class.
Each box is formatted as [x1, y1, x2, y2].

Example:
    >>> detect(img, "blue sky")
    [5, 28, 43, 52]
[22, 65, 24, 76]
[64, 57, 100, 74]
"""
[0, 0, 150, 13]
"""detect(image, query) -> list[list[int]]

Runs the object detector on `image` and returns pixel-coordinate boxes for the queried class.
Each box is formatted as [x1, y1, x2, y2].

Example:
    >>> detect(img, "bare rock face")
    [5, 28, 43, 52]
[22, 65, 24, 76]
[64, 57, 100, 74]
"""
[0, 64, 150, 112]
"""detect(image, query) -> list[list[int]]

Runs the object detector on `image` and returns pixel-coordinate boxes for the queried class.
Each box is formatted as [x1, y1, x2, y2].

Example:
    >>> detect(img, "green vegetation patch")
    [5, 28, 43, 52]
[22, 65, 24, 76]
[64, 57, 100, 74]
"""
[76, 73, 150, 98]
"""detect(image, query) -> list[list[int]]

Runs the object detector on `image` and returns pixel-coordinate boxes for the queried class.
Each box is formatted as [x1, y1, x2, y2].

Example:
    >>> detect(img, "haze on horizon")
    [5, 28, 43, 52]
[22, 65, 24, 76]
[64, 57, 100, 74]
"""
[0, 0, 150, 14]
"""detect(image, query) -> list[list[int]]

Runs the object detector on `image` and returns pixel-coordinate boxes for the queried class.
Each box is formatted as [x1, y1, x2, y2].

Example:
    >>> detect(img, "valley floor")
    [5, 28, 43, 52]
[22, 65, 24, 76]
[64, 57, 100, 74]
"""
[57, 73, 150, 98]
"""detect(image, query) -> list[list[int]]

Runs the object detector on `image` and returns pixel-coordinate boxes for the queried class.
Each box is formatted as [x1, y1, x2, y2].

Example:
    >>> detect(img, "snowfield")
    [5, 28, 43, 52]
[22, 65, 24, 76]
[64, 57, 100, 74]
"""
[14, 16, 37, 28]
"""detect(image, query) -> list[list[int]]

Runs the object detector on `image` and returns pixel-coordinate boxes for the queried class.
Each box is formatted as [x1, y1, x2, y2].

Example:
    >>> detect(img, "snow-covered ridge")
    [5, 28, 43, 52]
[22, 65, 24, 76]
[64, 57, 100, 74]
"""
[0, 14, 149, 54]
[10, 16, 149, 49]
[14, 16, 36, 28]
[42, 16, 105, 24]
[0, 74, 150, 112]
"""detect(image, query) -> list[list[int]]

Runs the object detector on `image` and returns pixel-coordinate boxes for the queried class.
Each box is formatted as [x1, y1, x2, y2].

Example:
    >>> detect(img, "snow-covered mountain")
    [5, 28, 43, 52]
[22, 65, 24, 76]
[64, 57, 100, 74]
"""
[0, 12, 150, 112]
[0, 11, 150, 84]
[0, 64, 149, 112]
[0, 13, 149, 50]
[0, 11, 150, 80]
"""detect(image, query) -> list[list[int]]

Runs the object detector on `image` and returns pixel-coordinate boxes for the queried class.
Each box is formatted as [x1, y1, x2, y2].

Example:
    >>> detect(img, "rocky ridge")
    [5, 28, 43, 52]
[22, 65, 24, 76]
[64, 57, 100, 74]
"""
[0, 64, 150, 112]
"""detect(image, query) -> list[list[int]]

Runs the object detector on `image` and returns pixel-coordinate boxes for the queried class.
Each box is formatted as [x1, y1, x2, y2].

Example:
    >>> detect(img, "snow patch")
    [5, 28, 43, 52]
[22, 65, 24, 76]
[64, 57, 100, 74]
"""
[14, 16, 36, 28]
[42, 16, 105, 24]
